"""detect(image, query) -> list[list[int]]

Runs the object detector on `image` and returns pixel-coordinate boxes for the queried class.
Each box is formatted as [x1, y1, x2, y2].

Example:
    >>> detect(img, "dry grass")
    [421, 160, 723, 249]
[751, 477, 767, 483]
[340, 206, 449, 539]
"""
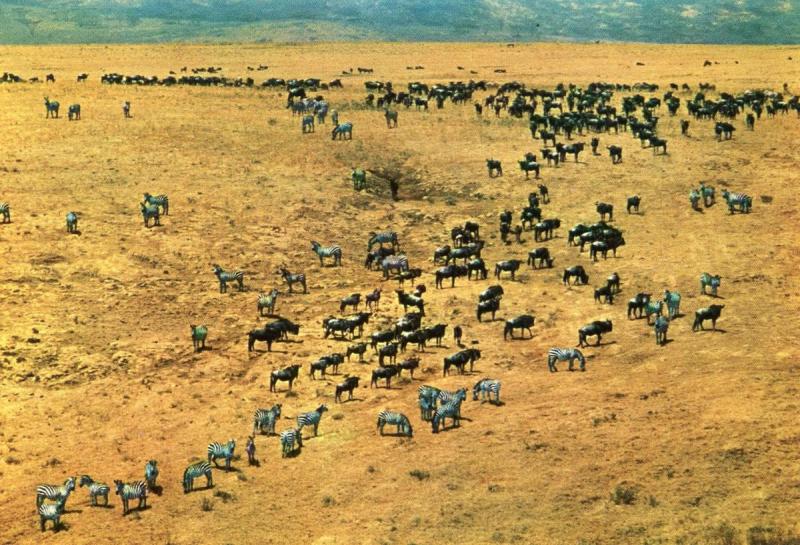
[1, 42, 800, 545]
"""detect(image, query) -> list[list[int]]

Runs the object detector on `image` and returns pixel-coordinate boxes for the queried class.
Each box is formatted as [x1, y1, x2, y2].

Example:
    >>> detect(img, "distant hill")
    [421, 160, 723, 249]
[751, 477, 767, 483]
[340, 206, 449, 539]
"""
[0, 0, 798, 44]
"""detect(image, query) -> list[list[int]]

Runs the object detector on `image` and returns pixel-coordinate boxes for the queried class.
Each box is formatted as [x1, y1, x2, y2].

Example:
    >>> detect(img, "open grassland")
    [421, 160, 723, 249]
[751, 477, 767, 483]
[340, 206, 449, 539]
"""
[1, 43, 800, 545]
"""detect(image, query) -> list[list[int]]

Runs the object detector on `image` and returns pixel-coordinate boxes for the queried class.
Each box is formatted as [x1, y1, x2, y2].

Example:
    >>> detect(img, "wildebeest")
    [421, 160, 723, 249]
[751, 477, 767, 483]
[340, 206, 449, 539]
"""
[681, 119, 690, 135]
[270, 364, 301, 392]
[365, 288, 381, 310]
[467, 258, 488, 280]
[435, 264, 467, 288]
[527, 247, 553, 269]
[477, 297, 501, 322]
[594, 284, 614, 304]
[504, 315, 535, 340]
[345, 342, 368, 362]
[715, 122, 735, 140]
[627, 292, 651, 319]
[518, 160, 540, 178]
[378, 343, 399, 366]
[397, 356, 420, 378]
[589, 236, 625, 261]
[700, 272, 721, 296]
[44, 97, 59, 118]
[67, 104, 81, 121]
[335, 376, 360, 402]
[479, 285, 504, 302]
[494, 259, 522, 280]
[248, 325, 281, 352]
[370, 364, 399, 388]
[396, 290, 424, 315]
[486, 159, 503, 177]
[692, 304, 724, 331]
[533, 219, 560, 241]
[649, 136, 668, 154]
[563, 265, 589, 285]
[607, 145, 622, 163]
[443, 349, 481, 375]
[596, 202, 613, 221]
[340, 293, 361, 313]
[607, 272, 621, 293]
[384, 109, 398, 128]
[578, 320, 612, 347]
[627, 195, 641, 214]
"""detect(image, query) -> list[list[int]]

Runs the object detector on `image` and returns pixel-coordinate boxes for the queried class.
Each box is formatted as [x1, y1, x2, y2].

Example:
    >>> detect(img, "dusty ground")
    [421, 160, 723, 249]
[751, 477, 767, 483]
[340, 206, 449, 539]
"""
[1, 42, 799, 545]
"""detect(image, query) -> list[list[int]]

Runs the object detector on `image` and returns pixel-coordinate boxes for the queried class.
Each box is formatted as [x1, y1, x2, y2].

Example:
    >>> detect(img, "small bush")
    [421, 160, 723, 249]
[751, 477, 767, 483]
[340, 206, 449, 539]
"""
[332, 413, 344, 420]
[409, 469, 430, 481]
[321, 495, 336, 507]
[708, 522, 740, 545]
[747, 526, 800, 545]
[267, 118, 278, 126]
[610, 483, 637, 505]
[200, 498, 214, 512]
[213, 490, 234, 503]
[5, 456, 21, 465]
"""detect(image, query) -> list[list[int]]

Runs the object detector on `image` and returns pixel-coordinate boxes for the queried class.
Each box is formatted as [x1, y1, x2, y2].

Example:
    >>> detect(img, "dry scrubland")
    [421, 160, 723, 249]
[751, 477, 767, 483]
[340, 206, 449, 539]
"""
[1, 43, 800, 545]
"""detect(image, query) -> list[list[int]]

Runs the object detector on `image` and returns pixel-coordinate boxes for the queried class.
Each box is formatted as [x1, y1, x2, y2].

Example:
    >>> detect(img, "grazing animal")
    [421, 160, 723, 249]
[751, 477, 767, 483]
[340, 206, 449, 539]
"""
[352, 168, 367, 190]
[627, 293, 651, 319]
[690, 189, 701, 210]
[693, 304, 724, 331]
[435, 264, 467, 289]
[418, 385, 441, 421]
[578, 320, 613, 347]
[346, 342, 368, 362]
[700, 273, 721, 296]
[681, 119, 690, 135]
[494, 259, 522, 280]
[278, 265, 307, 294]
[527, 247, 554, 269]
[340, 292, 361, 313]
[67, 104, 81, 121]
[38, 498, 66, 532]
[212, 264, 244, 293]
[473, 378, 501, 403]
[365, 288, 381, 310]
[699, 183, 715, 207]
[644, 300, 664, 324]
[715, 121, 736, 140]
[721, 189, 752, 213]
[140, 201, 160, 227]
[486, 159, 503, 177]
[335, 376, 360, 402]
[144, 460, 159, 493]
[431, 399, 464, 433]
[368, 231, 399, 251]
[477, 297, 501, 322]
[371, 364, 399, 388]
[36, 477, 75, 508]
[207, 439, 236, 470]
[143, 193, 169, 215]
[332, 122, 353, 140]
[381, 255, 409, 278]
[257, 289, 280, 316]
[253, 404, 282, 435]
[302, 114, 315, 133]
[563, 265, 589, 285]
[504, 315, 535, 340]
[79, 475, 110, 506]
[547, 348, 586, 372]
[297, 404, 328, 436]
[533, 219, 560, 241]
[311, 241, 342, 266]
[654, 316, 669, 345]
[114, 480, 147, 515]
[396, 289, 424, 314]
[627, 195, 641, 214]
[607, 145, 623, 163]
[479, 284, 504, 302]
[594, 285, 614, 304]
[596, 202, 614, 221]
[44, 97, 59, 118]
[607, 272, 621, 293]
[190, 324, 207, 352]
[377, 411, 413, 436]
[66, 211, 78, 233]
[280, 429, 303, 457]
[434, 245, 451, 264]
[663, 290, 681, 318]
[518, 159, 540, 178]
[443, 348, 481, 375]
[384, 109, 398, 128]
[270, 364, 301, 392]
[378, 343, 399, 365]
[247, 324, 281, 352]
[0, 202, 10, 223]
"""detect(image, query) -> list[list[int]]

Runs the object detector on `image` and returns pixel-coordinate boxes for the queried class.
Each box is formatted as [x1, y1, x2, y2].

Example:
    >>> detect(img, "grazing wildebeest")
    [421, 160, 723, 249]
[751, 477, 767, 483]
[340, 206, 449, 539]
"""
[396, 289, 424, 315]
[67, 104, 81, 121]
[270, 364, 301, 392]
[607, 145, 622, 163]
[693, 304, 724, 331]
[649, 136, 668, 154]
[518, 159, 540, 178]
[578, 319, 613, 347]
[467, 258, 488, 280]
[335, 376, 360, 402]
[627, 195, 641, 214]
[486, 159, 503, 177]
[248, 324, 282, 352]
[700, 272, 721, 296]
[479, 285, 504, 302]
[384, 109, 398, 128]
[435, 264, 467, 288]
[44, 97, 59, 118]
[563, 265, 589, 285]
[533, 219, 560, 242]
[371, 364, 399, 388]
[476, 297, 501, 322]
[715, 122, 736, 140]
[494, 259, 522, 280]
[627, 293, 651, 319]
[365, 288, 381, 310]
[504, 315, 535, 340]
[340, 293, 361, 313]
[527, 247, 554, 269]
[443, 349, 481, 375]
[594, 285, 614, 304]
[607, 272, 620, 293]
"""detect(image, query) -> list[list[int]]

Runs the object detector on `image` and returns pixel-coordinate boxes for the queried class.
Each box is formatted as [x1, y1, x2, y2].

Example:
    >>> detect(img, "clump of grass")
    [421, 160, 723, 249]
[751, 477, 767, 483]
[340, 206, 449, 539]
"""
[747, 526, 800, 545]
[236, 473, 247, 482]
[5, 456, 21, 465]
[43, 457, 61, 467]
[267, 118, 278, 126]
[213, 490, 234, 503]
[610, 483, 637, 505]
[285, 391, 298, 398]
[200, 498, 214, 512]
[409, 469, 429, 481]
[332, 413, 344, 420]
[321, 495, 336, 507]
[708, 522, 740, 545]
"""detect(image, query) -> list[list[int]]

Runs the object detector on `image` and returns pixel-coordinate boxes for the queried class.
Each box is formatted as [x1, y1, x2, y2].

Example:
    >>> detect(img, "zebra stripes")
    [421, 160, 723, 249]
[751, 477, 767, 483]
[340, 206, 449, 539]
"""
[311, 241, 342, 266]
[66, 212, 78, 233]
[377, 411, 413, 436]
[144, 460, 159, 490]
[207, 439, 236, 470]
[721, 189, 752, 213]
[644, 300, 663, 324]
[280, 428, 303, 457]
[257, 288, 279, 316]
[143, 192, 169, 215]
[113, 480, 147, 515]
[0, 202, 9, 223]
[183, 461, 213, 493]
[253, 404, 282, 435]
[79, 475, 110, 506]
[547, 348, 585, 372]
[654, 316, 669, 345]
[140, 201, 160, 227]
[664, 290, 681, 318]
[212, 264, 244, 293]
[472, 378, 501, 403]
[296, 404, 328, 436]
[38, 499, 66, 532]
[381, 255, 409, 278]
[36, 477, 75, 507]
[432, 400, 463, 433]
[418, 385, 441, 421]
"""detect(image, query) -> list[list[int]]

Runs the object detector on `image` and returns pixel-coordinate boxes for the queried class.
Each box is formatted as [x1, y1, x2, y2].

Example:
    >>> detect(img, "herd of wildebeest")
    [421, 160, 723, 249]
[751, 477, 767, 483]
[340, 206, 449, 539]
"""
[7, 62, 786, 532]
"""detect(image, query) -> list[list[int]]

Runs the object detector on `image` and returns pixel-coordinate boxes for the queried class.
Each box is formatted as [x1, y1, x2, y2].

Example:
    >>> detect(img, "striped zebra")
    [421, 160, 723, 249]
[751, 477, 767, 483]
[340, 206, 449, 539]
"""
[472, 378, 501, 404]
[381, 254, 409, 278]
[644, 300, 663, 324]
[0, 202, 10, 223]
[140, 201, 160, 227]
[182, 461, 213, 493]
[663, 290, 681, 318]
[654, 315, 669, 345]
[278, 265, 307, 294]
[66, 211, 78, 233]
[190, 324, 207, 352]
[418, 385, 441, 421]
[253, 404, 282, 435]
[311, 241, 342, 266]
[212, 264, 244, 293]
[302, 114, 315, 133]
[377, 411, 413, 436]
[207, 439, 236, 470]
[257, 288, 279, 316]
[113, 480, 147, 515]
[79, 475, 110, 506]
[143, 192, 169, 215]
[689, 189, 701, 210]
[547, 348, 585, 372]
[432, 399, 463, 433]
[437, 387, 467, 407]
[144, 460, 159, 491]
[297, 404, 328, 437]
[721, 189, 752, 213]
[698, 183, 715, 206]
[36, 476, 75, 507]
[367, 231, 399, 251]
[38, 498, 66, 532]
[280, 428, 303, 458]
[332, 121, 353, 140]
[700, 272, 721, 296]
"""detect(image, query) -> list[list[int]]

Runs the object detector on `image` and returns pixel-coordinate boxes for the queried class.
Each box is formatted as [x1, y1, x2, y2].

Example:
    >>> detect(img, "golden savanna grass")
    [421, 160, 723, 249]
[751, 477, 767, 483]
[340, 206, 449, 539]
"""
[1, 42, 800, 545]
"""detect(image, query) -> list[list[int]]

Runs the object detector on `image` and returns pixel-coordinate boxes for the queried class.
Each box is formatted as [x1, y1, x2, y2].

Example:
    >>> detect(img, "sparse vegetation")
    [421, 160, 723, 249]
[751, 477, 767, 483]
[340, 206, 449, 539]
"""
[610, 484, 637, 505]
[409, 470, 430, 481]
[200, 498, 214, 512]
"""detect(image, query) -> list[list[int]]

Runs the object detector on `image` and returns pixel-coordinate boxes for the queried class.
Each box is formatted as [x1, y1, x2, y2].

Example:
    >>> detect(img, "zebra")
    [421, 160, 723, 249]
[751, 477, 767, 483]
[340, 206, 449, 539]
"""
[547, 348, 586, 372]
[44, 96, 59, 118]
[311, 241, 342, 266]
[700, 273, 721, 296]
[143, 192, 169, 215]
[38, 498, 66, 532]
[182, 461, 213, 493]
[437, 387, 467, 411]
[278, 265, 307, 293]
[418, 385, 441, 421]
[381, 255, 409, 278]
[212, 264, 244, 293]
[332, 122, 353, 140]
[79, 475, 110, 506]
[0, 202, 9, 223]
[368, 231, 399, 251]
[297, 404, 328, 436]
[663, 290, 681, 318]
[190, 324, 207, 352]
[253, 404, 282, 435]
[144, 460, 159, 492]
[721, 189, 752, 213]
[207, 439, 236, 470]
[472, 378, 501, 404]
[644, 300, 664, 324]
[66, 211, 78, 233]
[302, 114, 315, 133]
[67, 103, 81, 120]
[140, 201, 160, 227]
[689, 189, 701, 210]
[654, 316, 669, 345]
[352, 167, 367, 190]
[698, 183, 715, 207]
[113, 480, 147, 515]
[432, 399, 463, 433]
[385, 109, 399, 128]
[257, 288, 279, 316]
[377, 411, 413, 436]
[36, 477, 75, 507]
[280, 428, 303, 457]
